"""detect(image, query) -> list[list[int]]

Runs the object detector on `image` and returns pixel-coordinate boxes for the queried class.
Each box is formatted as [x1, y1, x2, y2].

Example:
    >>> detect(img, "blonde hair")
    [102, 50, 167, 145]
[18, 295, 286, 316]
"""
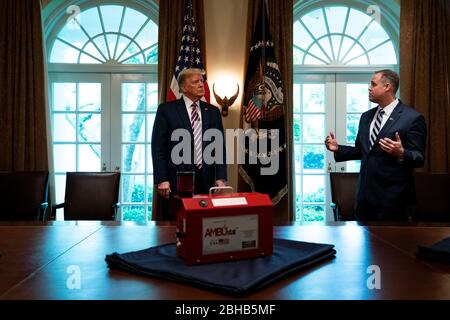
[177, 68, 203, 86]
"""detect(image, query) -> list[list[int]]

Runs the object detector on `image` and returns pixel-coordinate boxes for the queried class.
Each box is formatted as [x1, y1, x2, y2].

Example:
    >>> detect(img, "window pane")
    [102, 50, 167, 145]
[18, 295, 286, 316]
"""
[303, 84, 324, 113]
[147, 114, 156, 142]
[294, 143, 301, 174]
[53, 114, 76, 142]
[84, 42, 105, 61]
[122, 83, 146, 112]
[118, 41, 142, 63]
[78, 7, 102, 37]
[147, 175, 154, 202]
[134, 20, 158, 51]
[304, 54, 325, 65]
[122, 114, 145, 143]
[122, 144, 145, 173]
[79, 53, 101, 64]
[121, 8, 148, 38]
[53, 83, 76, 111]
[301, 9, 327, 39]
[93, 36, 109, 60]
[359, 21, 389, 51]
[79, 83, 101, 112]
[123, 53, 144, 65]
[57, 24, 89, 50]
[78, 144, 101, 171]
[54, 144, 76, 172]
[303, 175, 325, 202]
[325, 7, 348, 34]
[147, 146, 154, 174]
[303, 145, 325, 173]
[293, 48, 305, 64]
[345, 9, 372, 39]
[368, 41, 397, 64]
[347, 84, 369, 112]
[78, 113, 101, 142]
[50, 39, 80, 63]
[100, 5, 123, 33]
[346, 114, 361, 143]
[55, 174, 66, 208]
[122, 205, 145, 222]
[121, 175, 145, 203]
[144, 46, 158, 64]
[293, 114, 301, 143]
[308, 43, 330, 64]
[293, 83, 301, 113]
[303, 205, 325, 222]
[342, 43, 365, 64]
[303, 115, 324, 143]
[293, 21, 314, 51]
[147, 83, 158, 112]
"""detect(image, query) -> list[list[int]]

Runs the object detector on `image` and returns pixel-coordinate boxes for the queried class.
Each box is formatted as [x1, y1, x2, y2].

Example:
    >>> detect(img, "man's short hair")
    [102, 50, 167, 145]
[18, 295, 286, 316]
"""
[375, 69, 399, 94]
[177, 68, 203, 86]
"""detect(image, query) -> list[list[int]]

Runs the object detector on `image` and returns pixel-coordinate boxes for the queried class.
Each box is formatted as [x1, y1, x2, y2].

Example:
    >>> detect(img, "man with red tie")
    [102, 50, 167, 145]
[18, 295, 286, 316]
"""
[325, 70, 427, 221]
[151, 68, 227, 201]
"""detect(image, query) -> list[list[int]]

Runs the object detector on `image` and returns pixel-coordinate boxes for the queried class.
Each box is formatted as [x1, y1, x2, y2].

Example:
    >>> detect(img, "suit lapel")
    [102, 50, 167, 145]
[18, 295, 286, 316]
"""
[377, 102, 403, 140]
[363, 108, 378, 150]
[176, 98, 193, 133]
[199, 100, 210, 133]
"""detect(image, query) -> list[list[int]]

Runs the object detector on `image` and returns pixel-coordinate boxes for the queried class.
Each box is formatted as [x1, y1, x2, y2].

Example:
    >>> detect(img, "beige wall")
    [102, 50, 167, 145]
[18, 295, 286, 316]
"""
[204, 0, 248, 191]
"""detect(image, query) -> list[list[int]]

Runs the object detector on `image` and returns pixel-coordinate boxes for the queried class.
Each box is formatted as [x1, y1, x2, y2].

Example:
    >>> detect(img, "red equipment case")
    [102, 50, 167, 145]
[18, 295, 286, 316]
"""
[173, 192, 273, 265]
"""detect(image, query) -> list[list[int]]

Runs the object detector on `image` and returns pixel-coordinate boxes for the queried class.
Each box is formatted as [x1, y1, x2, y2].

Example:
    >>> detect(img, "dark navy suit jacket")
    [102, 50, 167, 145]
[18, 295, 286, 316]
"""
[334, 100, 427, 209]
[151, 98, 227, 193]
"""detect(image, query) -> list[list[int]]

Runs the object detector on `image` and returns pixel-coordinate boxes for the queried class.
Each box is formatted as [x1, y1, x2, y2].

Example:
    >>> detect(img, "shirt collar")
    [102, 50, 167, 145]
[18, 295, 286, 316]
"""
[182, 95, 199, 108]
[380, 98, 399, 117]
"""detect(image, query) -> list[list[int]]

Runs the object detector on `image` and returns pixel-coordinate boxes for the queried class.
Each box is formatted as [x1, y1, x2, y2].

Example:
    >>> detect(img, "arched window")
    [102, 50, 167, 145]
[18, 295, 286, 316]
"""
[47, 3, 158, 65]
[44, 1, 158, 222]
[294, 5, 398, 65]
[292, 1, 399, 223]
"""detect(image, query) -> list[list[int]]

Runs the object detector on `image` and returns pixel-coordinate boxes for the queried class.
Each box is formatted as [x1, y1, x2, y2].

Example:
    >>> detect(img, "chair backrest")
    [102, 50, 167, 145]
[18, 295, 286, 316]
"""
[0, 171, 49, 221]
[413, 172, 450, 222]
[63, 172, 120, 220]
[330, 172, 358, 221]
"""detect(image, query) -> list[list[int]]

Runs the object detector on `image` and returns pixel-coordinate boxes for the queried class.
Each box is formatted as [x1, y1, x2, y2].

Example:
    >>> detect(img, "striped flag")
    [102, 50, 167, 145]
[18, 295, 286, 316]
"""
[239, 0, 287, 205]
[167, 0, 210, 102]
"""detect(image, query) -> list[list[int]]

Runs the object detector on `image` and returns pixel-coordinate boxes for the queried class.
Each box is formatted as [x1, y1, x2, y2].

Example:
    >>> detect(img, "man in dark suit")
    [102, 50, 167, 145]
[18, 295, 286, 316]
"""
[151, 68, 227, 200]
[325, 69, 427, 221]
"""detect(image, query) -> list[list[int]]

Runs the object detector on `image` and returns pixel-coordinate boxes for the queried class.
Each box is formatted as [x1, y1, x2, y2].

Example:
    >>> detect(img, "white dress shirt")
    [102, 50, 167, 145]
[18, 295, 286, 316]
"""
[369, 98, 399, 136]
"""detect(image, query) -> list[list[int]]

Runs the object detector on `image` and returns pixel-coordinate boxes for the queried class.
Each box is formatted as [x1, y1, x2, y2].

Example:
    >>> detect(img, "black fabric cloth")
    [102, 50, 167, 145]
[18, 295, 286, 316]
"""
[105, 238, 336, 297]
[416, 237, 450, 264]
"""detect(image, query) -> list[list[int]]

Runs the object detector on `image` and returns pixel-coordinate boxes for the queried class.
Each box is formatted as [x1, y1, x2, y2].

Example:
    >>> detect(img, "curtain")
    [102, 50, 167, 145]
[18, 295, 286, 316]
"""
[400, 0, 450, 172]
[157, 0, 207, 104]
[239, 0, 293, 224]
[0, 0, 49, 171]
[153, 0, 207, 220]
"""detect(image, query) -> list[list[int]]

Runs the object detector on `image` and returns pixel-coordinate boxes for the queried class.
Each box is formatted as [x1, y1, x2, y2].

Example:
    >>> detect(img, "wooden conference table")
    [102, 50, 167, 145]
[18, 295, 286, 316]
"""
[1, 221, 450, 300]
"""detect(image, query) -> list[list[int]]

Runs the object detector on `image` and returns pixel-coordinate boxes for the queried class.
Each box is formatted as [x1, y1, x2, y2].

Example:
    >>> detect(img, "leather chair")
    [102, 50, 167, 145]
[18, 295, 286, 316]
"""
[52, 172, 120, 220]
[329, 172, 358, 221]
[0, 171, 49, 221]
[412, 172, 450, 222]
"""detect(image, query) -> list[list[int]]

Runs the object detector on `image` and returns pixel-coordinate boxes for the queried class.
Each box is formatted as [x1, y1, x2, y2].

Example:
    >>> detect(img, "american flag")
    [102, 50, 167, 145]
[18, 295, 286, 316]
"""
[167, 0, 210, 102]
[245, 97, 263, 123]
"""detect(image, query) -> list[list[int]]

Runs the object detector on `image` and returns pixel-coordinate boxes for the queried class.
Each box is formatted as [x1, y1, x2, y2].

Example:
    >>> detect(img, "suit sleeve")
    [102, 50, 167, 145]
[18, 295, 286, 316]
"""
[402, 114, 427, 168]
[151, 105, 169, 184]
[215, 108, 227, 181]
[334, 129, 362, 162]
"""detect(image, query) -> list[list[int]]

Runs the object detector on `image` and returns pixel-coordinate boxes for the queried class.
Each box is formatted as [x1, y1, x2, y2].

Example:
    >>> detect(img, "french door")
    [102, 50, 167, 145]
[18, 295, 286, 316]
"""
[49, 73, 157, 221]
[293, 73, 375, 222]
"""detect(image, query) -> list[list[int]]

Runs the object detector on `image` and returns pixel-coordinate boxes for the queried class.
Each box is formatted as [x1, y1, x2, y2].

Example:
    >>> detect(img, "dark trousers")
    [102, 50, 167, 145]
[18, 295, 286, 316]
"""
[194, 168, 207, 194]
[355, 200, 411, 222]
